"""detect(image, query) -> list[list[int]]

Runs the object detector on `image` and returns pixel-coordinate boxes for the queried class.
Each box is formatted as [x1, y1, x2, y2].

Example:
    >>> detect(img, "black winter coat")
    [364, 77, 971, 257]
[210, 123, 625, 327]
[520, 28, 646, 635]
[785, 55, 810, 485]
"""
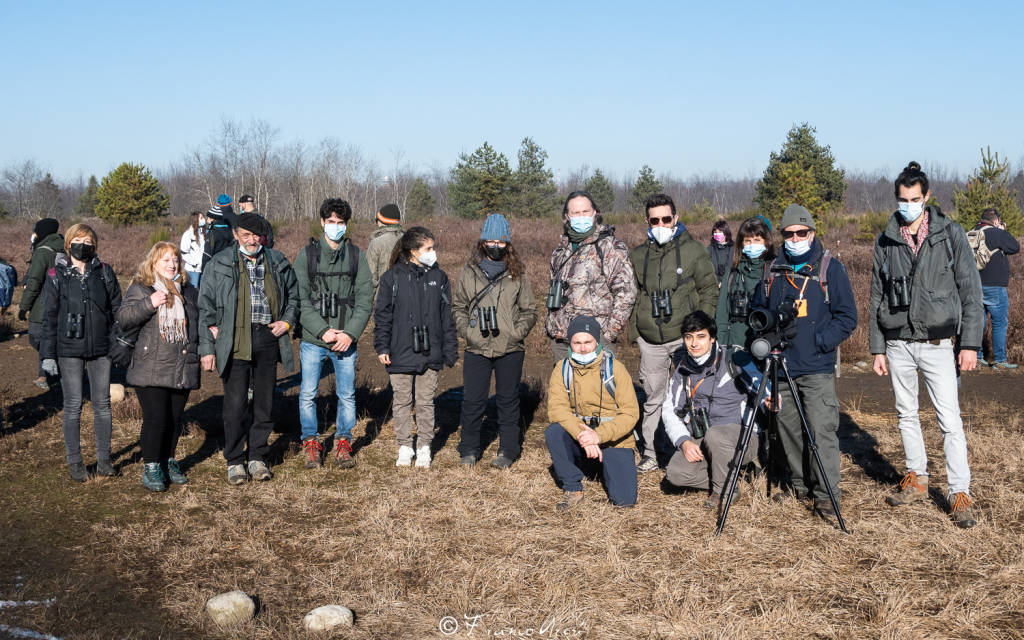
[41, 254, 122, 360]
[707, 241, 733, 285]
[118, 282, 201, 390]
[374, 260, 458, 374]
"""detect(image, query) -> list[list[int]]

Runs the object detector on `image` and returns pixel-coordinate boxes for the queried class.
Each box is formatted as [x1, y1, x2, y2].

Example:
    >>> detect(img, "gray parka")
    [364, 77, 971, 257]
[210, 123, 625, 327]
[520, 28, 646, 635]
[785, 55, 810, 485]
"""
[118, 281, 201, 390]
[868, 206, 983, 354]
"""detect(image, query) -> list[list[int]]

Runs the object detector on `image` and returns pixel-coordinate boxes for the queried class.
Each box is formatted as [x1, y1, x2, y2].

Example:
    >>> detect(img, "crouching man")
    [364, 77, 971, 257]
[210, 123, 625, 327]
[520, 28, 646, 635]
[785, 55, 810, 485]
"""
[663, 311, 764, 509]
[544, 315, 640, 511]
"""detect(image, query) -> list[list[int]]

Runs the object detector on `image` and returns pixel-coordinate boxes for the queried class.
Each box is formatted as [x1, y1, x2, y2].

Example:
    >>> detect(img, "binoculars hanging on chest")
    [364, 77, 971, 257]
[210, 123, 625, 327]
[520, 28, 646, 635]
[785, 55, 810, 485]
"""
[65, 312, 85, 339]
[546, 279, 568, 311]
[319, 291, 339, 318]
[412, 325, 430, 353]
[650, 289, 673, 319]
[472, 305, 500, 337]
[888, 276, 910, 309]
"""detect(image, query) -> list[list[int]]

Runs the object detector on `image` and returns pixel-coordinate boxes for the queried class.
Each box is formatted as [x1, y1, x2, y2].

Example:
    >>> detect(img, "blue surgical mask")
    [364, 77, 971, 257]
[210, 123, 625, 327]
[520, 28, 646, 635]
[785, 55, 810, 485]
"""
[785, 239, 810, 256]
[898, 201, 924, 222]
[569, 216, 594, 233]
[198, 218, 207, 227]
[239, 244, 262, 257]
[324, 223, 346, 241]
[742, 243, 766, 259]
[570, 349, 599, 365]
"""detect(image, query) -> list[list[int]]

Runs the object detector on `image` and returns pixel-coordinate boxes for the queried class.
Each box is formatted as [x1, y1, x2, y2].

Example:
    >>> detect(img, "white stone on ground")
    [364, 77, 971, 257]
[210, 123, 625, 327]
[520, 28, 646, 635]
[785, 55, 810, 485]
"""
[109, 383, 126, 403]
[303, 605, 354, 632]
[205, 590, 254, 626]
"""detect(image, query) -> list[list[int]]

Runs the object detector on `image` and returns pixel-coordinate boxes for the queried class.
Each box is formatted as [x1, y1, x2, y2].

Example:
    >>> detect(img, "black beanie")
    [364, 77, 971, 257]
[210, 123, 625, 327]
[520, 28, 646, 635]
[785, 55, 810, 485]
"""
[567, 315, 602, 345]
[33, 218, 59, 238]
[236, 213, 266, 235]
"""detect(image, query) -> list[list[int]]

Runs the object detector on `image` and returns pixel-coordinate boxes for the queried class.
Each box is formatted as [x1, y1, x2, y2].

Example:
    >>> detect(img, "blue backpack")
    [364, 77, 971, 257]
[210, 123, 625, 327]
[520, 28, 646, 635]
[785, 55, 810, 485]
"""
[0, 260, 16, 308]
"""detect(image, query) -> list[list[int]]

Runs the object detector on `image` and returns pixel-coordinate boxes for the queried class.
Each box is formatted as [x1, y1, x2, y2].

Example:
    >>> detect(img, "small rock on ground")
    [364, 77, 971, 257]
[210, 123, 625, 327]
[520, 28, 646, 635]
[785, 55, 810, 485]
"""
[303, 605, 354, 632]
[109, 383, 126, 403]
[205, 590, 254, 626]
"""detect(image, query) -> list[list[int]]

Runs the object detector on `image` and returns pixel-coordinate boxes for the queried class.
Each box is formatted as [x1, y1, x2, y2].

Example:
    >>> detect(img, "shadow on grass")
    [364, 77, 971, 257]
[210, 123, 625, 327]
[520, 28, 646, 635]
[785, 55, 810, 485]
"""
[430, 378, 543, 458]
[838, 411, 900, 484]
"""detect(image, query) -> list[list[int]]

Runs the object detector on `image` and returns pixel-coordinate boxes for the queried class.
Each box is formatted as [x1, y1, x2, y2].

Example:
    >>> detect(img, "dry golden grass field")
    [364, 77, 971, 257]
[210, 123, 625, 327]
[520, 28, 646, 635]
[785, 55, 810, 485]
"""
[1, 216, 1023, 639]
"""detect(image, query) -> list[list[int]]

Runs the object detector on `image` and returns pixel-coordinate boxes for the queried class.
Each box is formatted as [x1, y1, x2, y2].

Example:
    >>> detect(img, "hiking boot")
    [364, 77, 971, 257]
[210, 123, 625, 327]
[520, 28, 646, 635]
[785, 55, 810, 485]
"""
[142, 463, 167, 492]
[703, 493, 721, 510]
[227, 464, 248, 485]
[333, 437, 357, 469]
[886, 471, 929, 506]
[415, 445, 431, 469]
[490, 454, 514, 470]
[68, 462, 88, 483]
[396, 445, 414, 467]
[556, 490, 584, 512]
[813, 498, 838, 519]
[460, 455, 478, 467]
[95, 459, 116, 477]
[636, 455, 658, 473]
[949, 492, 978, 529]
[34, 376, 50, 390]
[993, 361, 1018, 370]
[247, 460, 272, 481]
[164, 458, 187, 485]
[301, 437, 323, 469]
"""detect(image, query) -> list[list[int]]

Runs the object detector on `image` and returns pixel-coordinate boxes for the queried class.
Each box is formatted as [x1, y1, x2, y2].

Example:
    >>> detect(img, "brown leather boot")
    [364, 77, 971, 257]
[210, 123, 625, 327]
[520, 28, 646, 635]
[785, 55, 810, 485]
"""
[949, 492, 978, 529]
[885, 471, 929, 506]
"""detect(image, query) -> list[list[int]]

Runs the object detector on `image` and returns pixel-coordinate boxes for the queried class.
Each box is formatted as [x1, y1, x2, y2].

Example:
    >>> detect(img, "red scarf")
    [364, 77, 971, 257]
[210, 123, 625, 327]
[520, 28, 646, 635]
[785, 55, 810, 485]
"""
[899, 211, 930, 255]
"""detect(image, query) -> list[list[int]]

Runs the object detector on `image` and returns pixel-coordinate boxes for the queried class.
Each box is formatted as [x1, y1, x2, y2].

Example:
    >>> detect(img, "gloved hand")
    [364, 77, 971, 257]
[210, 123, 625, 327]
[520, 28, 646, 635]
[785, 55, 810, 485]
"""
[18, 308, 28, 321]
[41, 359, 59, 376]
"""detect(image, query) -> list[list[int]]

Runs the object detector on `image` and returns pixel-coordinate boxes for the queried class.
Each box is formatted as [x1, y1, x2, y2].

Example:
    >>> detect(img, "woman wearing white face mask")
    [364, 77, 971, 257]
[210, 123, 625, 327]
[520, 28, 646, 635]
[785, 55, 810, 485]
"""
[179, 211, 206, 288]
[715, 217, 777, 352]
[117, 242, 201, 492]
[374, 226, 458, 469]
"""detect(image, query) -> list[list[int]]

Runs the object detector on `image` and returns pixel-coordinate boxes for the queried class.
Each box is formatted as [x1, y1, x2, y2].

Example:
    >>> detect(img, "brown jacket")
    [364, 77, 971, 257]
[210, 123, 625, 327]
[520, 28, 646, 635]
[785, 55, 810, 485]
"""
[547, 354, 639, 449]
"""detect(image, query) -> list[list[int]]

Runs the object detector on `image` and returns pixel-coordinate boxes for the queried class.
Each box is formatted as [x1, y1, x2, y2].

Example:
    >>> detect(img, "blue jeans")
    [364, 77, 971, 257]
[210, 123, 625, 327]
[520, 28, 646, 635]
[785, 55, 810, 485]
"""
[978, 286, 1009, 363]
[186, 271, 201, 289]
[299, 341, 357, 442]
[544, 423, 638, 506]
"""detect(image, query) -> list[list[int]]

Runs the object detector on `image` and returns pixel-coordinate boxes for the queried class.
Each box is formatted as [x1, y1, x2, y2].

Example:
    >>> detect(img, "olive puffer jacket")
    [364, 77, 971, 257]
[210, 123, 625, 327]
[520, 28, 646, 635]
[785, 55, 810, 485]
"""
[117, 281, 201, 390]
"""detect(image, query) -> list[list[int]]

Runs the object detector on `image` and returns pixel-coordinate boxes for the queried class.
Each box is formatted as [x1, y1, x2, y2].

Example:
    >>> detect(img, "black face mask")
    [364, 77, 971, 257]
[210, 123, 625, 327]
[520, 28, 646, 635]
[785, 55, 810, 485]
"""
[69, 243, 95, 261]
[484, 245, 507, 261]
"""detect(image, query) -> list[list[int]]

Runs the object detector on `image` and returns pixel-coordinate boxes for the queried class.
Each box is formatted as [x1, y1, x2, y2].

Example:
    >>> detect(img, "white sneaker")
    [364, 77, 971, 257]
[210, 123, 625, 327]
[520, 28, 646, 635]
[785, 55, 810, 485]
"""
[415, 445, 431, 469]
[396, 445, 414, 467]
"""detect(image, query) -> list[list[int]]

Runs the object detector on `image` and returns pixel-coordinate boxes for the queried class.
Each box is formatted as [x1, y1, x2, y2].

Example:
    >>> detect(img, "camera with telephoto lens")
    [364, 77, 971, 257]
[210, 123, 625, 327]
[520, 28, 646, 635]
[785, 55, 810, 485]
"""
[546, 279, 568, 310]
[475, 305, 500, 337]
[888, 276, 910, 309]
[749, 298, 798, 334]
[412, 325, 430, 353]
[650, 288, 673, 319]
[319, 291, 339, 318]
[65, 312, 84, 339]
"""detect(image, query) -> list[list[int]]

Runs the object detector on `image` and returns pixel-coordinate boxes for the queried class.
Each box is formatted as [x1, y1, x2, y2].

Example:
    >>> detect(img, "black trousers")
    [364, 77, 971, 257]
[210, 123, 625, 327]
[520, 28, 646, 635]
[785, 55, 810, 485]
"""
[458, 350, 525, 459]
[136, 386, 190, 464]
[221, 324, 279, 466]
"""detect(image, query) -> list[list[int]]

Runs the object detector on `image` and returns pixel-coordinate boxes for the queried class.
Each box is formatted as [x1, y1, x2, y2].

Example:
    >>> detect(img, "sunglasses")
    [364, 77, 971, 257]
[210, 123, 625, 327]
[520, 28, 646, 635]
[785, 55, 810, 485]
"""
[781, 229, 812, 239]
[648, 215, 674, 226]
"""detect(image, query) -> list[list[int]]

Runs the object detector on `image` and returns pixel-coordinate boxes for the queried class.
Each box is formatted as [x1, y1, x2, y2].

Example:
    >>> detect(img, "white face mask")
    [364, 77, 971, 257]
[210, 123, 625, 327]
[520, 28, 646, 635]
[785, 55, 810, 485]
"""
[785, 239, 810, 255]
[650, 226, 675, 245]
[898, 201, 924, 222]
[417, 249, 437, 267]
[570, 349, 599, 365]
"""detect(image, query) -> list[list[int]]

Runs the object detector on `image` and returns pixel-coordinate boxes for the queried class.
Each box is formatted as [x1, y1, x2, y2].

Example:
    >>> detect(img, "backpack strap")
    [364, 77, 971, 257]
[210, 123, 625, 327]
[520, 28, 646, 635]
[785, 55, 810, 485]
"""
[818, 250, 832, 304]
[601, 351, 616, 402]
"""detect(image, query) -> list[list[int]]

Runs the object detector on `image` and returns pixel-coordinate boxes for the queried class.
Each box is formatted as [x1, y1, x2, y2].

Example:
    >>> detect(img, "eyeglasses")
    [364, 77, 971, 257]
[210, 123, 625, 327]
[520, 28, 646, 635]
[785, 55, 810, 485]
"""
[648, 215, 674, 226]
[781, 229, 811, 239]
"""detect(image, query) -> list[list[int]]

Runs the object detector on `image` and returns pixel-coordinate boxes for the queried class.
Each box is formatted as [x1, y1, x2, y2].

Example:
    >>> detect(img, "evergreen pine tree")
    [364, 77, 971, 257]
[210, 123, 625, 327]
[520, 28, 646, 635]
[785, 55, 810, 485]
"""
[754, 123, 846, 223]
[96, 163, 170, 225]
[952, 147, 1024, 235]
[31, 173, 62, 218]
[449, 142, 512, 218]
[628, 165, 664, 214]
[510, 137, 558, 218]
[406, 178, 435, 219]
[583, 169, 616, 214]
[75, 175, 99, 217]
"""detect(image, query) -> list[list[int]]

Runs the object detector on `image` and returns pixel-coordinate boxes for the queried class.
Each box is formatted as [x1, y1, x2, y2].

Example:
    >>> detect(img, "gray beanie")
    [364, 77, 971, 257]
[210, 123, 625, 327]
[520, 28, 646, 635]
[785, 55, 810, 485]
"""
[780, 204, 816, 230]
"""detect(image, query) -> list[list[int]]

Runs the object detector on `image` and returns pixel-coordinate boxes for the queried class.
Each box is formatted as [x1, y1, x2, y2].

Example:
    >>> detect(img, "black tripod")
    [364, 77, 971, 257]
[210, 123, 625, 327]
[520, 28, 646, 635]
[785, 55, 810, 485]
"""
[715, 343, 848, 535]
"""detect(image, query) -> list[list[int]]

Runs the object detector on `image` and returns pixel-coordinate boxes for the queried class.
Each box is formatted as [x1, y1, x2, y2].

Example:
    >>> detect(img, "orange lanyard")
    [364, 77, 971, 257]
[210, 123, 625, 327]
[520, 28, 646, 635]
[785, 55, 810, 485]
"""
[784, 273, 810, 300]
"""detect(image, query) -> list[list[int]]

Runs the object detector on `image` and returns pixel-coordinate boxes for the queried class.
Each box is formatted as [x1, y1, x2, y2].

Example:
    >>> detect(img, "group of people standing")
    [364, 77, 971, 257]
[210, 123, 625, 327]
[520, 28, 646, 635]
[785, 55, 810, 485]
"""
[10, 159, 1010, 529]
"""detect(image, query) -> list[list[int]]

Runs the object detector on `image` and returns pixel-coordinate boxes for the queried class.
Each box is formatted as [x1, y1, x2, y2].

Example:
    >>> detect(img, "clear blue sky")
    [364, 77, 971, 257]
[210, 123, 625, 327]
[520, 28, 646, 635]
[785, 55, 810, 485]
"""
[3, 1, 1023, 183]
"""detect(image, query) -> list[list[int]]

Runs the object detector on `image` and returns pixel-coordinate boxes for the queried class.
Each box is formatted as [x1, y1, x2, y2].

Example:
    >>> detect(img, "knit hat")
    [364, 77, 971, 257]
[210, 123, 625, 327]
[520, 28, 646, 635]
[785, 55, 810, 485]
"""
[33, 218, 59, 238]
[217, 194, 232, 207]
[480, 213, 511, 242]
[567, 315, 602, 345]
[780, 204, 816, 231]
[238, 194, 254, 204]
[206, 205, 223, 219]
[756, 214, 772, 231]
[377, 204, 401, 225]
[236, 213, 265, 235]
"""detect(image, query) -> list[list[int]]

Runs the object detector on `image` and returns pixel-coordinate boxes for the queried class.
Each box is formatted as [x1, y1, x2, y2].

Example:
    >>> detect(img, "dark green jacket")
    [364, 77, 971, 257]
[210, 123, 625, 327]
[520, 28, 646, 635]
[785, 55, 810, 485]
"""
[628, 226, 719, 344]
[868, 206, 983, 353]
[293, 236, 374, 349]
[198, 246, 298, 375]
[715, 256, 769, 349]
[20, 233, 64, 323]
[452, 261, 538, 358]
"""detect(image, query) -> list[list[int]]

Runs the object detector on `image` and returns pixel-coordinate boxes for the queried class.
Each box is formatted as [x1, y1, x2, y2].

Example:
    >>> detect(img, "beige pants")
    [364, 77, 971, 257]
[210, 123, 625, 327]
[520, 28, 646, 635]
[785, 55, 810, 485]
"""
[664, 423, 758, 494]
[390, 369, 439, 448]
[636, 335, 685, 459]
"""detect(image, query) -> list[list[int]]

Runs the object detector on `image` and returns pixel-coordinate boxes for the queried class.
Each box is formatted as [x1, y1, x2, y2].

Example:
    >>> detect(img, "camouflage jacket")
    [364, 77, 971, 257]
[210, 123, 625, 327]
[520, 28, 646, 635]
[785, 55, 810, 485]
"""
[545, 225, 637, 342]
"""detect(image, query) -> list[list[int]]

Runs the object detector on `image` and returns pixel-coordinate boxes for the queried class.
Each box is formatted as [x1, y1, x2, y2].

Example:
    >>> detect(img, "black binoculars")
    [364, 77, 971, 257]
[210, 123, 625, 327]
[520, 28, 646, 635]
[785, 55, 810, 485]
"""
[888, 276, 910, 309]
[412, 325, 430, 353]
[688, 406, 712, 439]
[474, 305, 500, 337]
[546, 279, 568, 310]
[728, 289, 749, 320]
[319, 291, 339, 318]
[65, 312, 84, 339]
[650, 288, 673, 319]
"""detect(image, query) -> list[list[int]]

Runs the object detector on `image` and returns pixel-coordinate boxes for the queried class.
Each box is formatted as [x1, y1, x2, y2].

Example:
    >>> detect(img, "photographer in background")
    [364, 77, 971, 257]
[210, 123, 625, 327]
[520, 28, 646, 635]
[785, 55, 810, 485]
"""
[972, 208, 1019, 369]
[870, 162, 983, 528]
[755, 204, 857, 519]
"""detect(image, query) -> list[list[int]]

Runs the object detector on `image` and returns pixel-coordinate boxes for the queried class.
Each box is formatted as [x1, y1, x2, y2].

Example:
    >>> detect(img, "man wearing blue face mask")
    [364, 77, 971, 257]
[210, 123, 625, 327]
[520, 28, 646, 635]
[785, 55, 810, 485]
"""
[293, 198, 373, 470]
[545, 191, 637, 361]
[754, 203, 857, 521]
[869, 162, 983, 528]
